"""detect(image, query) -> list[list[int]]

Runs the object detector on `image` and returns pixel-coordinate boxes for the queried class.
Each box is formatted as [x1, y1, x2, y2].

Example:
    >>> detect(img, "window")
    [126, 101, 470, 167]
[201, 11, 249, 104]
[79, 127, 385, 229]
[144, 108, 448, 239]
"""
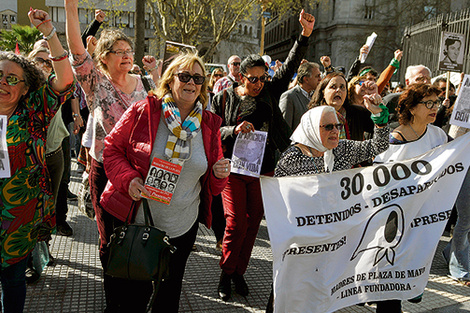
[364, 0, 375, 19]
[79, 9, 87, 24]
[129, 13, 134, 28]
[57, 7, 66, 23]
[332, 0, 335, 20]
[10, 15, 16, 24]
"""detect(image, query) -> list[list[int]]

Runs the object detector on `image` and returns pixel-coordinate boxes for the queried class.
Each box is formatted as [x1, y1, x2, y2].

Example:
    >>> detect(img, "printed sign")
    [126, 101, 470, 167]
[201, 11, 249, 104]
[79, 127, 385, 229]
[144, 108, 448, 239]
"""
[231, 130, 267, 177]
[450, 74, 470, 128]
[142, 157, 182, 205]
[360, 32, 377, 63]
[162, 41, 197, 74]
[438, 32, 465, 72]
[0, 116, 10, 178]
[260, 133, 470, 313]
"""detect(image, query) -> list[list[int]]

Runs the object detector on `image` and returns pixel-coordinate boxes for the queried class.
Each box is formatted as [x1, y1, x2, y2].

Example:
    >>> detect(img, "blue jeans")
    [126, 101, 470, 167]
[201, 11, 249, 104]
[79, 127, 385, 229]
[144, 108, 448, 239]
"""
[444, 168, 470, 280]
[0, 256, 29, 313]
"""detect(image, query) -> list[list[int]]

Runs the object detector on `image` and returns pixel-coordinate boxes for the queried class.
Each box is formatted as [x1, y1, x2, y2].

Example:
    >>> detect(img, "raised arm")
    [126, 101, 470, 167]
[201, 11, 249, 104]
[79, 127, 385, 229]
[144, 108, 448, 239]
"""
[376, 49, 402, 94]
[270, 10, 314, 97]
[65, 0, 86, 56]
[28, 8, 74, 92]
[81, 9, 105, 47]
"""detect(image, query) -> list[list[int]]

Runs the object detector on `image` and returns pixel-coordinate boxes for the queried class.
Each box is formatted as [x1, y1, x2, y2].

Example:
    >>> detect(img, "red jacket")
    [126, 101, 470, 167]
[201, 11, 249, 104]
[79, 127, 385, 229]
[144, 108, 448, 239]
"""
[100, 96, 227, 228]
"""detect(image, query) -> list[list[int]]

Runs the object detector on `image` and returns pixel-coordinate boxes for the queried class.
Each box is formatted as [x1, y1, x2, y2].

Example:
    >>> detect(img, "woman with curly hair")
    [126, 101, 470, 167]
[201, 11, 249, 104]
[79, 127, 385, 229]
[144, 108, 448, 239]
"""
[0, 8, 74, 311]
[373, 83, 449, 312]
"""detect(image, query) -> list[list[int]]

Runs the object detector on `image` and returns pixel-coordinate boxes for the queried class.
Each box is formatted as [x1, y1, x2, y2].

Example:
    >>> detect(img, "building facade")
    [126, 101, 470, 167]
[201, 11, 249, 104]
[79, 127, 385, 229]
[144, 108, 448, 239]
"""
[264, 0, 457, 83]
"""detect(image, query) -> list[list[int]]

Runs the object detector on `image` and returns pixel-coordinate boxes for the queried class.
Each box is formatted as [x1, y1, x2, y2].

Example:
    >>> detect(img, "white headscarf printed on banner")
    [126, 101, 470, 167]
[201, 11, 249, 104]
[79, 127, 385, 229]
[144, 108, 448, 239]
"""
[261, 132, 470, 313]
[290, 106, 337, 173]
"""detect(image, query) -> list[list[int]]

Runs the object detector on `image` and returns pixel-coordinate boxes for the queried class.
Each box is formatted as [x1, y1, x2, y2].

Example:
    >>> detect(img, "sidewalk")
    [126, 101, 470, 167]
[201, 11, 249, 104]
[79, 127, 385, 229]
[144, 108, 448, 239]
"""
[23, 161, 470, 312]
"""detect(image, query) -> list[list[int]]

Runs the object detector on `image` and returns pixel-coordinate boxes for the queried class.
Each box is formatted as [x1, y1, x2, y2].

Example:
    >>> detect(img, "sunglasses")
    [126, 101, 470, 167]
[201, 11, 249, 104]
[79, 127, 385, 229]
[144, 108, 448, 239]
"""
[320, 123, 343, 131]
[214, 74, 223, 78]
[109, 50, 135, 57]
[231, 62, 241, 66]
[419, 100, 440, 109]
[355, 80, 366, 86]
[0, 72, 25, 86]
[243, 74, 268, 84]
[34, 57, 53, 68]
[175, 72, 205, 85]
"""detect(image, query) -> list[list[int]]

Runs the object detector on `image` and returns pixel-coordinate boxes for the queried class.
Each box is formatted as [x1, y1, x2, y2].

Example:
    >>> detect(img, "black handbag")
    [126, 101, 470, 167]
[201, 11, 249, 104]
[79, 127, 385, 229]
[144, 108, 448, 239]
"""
[106, 198, 176, 282]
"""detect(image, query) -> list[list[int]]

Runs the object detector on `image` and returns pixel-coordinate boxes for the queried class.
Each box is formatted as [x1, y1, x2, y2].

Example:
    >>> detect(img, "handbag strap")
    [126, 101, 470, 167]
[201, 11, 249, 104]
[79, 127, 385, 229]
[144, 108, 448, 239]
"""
[142, 198, 155, 227]
[124, 201, 137, 224]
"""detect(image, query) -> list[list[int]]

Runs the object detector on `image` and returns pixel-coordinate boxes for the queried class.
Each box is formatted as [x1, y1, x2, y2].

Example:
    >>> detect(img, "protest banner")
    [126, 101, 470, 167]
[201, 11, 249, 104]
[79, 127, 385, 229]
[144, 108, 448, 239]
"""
[231, 130, 267, 177]
[450, 74, 470, 128]
[260, 133, 470, 313]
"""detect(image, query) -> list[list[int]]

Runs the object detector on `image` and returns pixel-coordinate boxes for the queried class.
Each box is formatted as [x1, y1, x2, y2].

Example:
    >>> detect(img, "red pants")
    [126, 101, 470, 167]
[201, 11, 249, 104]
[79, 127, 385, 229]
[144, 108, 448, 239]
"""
[220, 172, 272, 275]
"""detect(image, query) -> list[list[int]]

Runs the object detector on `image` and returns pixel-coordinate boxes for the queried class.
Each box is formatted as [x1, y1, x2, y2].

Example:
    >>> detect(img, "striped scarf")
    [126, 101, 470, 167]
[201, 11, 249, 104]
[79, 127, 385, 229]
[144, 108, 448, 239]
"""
[162, 93, 202, 165]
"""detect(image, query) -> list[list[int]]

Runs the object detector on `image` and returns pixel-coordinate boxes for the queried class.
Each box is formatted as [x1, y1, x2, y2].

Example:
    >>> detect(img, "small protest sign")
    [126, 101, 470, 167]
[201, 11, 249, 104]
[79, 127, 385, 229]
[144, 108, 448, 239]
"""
[438, 32, 465, 72]
[231, 130, 267, 177]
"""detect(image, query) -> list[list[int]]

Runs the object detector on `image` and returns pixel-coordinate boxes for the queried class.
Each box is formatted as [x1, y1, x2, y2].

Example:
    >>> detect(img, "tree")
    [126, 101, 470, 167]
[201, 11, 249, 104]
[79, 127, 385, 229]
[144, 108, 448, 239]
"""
[146, 0, 258, 60]
[0, 25, 42, 54]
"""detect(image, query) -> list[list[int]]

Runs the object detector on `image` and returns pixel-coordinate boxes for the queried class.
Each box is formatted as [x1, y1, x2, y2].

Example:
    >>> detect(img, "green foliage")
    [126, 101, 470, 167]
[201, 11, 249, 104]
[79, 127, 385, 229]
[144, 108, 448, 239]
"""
[0, 25, 42, 54]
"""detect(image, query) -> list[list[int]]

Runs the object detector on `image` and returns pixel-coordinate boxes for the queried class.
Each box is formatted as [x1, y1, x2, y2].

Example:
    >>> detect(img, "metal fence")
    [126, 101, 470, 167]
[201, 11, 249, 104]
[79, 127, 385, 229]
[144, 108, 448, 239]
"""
[399, 8, 470, 82]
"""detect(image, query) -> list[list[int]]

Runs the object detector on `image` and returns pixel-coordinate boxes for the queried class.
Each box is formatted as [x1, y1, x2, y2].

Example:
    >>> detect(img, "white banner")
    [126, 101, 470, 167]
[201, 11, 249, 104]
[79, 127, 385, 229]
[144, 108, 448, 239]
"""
[260, 133, 470, 313]
[450, 74, 470, 129]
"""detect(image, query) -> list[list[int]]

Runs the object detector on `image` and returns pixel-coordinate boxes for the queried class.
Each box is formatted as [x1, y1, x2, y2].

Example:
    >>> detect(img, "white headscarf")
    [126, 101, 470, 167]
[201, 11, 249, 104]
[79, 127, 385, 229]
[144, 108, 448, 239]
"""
[290, 106, 339, 173]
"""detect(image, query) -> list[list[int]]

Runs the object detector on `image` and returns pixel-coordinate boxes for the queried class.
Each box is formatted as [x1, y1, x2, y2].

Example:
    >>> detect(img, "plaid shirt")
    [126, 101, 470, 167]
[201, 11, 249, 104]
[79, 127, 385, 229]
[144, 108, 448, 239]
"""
[213, 73, 237, 93]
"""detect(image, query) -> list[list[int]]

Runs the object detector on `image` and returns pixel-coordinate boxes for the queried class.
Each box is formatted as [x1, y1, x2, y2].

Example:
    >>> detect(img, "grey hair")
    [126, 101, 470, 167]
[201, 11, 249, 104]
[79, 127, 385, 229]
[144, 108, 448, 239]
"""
[405, 65, 431, 81]
[297, 62, 320, 84]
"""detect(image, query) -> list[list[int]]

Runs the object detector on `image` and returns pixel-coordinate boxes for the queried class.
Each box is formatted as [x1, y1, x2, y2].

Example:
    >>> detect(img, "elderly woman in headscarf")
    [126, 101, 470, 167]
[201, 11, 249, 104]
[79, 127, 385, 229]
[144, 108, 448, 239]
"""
[276, 104, 389, 176]
[266, 103, 390, 312]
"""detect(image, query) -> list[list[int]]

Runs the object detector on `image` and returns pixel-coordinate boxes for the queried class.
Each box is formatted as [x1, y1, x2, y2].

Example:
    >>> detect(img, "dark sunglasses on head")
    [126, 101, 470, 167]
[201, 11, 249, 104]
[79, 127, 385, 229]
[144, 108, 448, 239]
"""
[0, 72, 25, 86]
[243, 74, 268, 84]
[419, 100, 440, 109]
[174, 72, 205, 85]
[231, 62, 241, 66]
[34, 57, 53, 68]
[320, 123, 343, 131]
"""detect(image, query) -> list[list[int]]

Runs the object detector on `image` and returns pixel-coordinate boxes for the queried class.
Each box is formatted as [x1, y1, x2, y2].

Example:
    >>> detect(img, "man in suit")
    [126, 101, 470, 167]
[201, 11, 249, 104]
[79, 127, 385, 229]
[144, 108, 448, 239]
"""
[279, 62, 321, 130]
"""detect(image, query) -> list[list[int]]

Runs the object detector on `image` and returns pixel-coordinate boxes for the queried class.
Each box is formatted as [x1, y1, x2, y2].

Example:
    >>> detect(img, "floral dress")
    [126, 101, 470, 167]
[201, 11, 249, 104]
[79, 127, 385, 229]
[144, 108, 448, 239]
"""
[0, 76, 74, 268]
[71, 52, 154, 163]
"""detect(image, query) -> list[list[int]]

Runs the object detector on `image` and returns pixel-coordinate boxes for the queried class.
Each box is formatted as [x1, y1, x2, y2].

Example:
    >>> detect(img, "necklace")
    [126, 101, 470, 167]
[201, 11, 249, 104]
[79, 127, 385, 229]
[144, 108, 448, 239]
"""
[408, 124, 420, 139]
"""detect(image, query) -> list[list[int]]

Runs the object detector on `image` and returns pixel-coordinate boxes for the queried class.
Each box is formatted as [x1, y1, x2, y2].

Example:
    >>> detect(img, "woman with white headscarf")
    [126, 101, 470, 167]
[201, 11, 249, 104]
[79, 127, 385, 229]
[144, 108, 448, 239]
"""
[267, 104, 390, 312]
[275, 105, 389, 177]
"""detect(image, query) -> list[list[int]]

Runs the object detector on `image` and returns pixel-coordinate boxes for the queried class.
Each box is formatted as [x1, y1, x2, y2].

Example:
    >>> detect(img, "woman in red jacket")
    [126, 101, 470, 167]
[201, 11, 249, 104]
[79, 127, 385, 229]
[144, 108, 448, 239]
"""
[101, 53, 230, 312]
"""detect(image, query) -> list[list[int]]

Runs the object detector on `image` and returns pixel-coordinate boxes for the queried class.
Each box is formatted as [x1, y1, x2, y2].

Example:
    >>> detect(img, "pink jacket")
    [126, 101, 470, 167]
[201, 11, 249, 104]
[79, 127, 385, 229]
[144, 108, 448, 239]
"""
[100, 96, 227, 227]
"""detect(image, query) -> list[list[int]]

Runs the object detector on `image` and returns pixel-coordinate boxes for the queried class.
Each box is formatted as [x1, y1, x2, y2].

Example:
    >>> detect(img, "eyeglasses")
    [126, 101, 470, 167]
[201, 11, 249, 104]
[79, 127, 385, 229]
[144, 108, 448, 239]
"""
[0, 72, 25, 86]
[243, 74, 268, 84]
[419, 100, 440, 109]
[174, 72, 206, 85]
[109, 50, 135, 57]
[231, 62, 241, 66]
[34, 57, 53, 68]
[320, 123, 343, 131]
[214, 74, 223, 78]
[355, 80, 366, 86]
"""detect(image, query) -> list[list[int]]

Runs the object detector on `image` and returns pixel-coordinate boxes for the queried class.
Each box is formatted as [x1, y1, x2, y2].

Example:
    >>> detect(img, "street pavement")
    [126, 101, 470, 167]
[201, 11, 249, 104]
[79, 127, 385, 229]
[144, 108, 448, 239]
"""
[22, 161, 470, 312]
